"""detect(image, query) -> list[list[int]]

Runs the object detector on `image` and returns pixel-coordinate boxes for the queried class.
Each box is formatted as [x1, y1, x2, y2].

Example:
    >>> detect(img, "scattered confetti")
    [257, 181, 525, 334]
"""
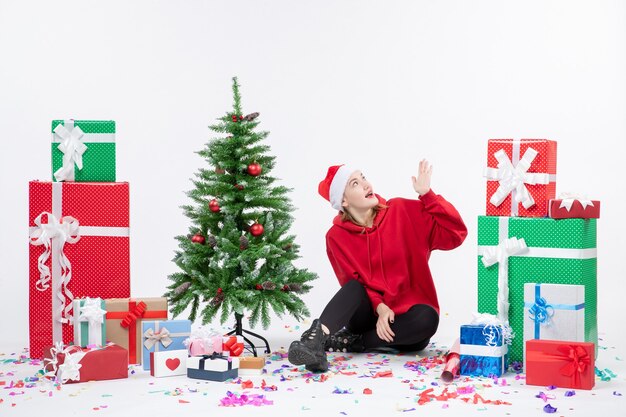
[363, 388, 372, 395]
[564, 390, 576, 397]
[332, 387, 353, 394]
[543, 404, 557, 413]
[595, 367, 617, 382]
[509, 361, 523, 373]
[614, 391, 623, 396]
[219, 391, 273, 407]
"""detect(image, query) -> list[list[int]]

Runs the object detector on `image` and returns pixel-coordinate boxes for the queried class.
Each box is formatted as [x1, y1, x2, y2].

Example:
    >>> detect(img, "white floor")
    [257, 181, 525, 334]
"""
[1, 314, 624, 416]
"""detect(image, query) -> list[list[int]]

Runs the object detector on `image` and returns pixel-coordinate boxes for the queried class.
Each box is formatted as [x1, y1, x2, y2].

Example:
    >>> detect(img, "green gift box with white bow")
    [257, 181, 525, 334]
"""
[51, 120, 116, 182]
[73, 298, 107, 347]
[477, 215, 597, 364]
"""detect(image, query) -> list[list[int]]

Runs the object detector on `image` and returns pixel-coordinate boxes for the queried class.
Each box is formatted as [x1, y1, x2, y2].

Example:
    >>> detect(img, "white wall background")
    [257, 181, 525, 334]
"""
[1, 0, 624, 349]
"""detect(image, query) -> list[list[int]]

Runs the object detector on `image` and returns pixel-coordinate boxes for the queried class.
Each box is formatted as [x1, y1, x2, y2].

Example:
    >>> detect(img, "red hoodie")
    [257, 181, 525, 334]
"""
[325, 190, 467, 316]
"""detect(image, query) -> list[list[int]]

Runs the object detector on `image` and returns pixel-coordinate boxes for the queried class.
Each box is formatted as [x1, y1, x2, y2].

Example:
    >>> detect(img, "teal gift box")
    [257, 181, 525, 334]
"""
[73, 298, 106, 347]
[51, 119, 116, 182]
[477, 216, 597, 363]
[141, 319, 191, 370]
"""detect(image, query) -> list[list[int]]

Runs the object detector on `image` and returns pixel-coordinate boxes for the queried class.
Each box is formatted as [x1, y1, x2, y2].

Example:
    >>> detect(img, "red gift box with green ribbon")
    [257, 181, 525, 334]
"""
[525, 339, 595, 390]
[28, 181, 130, 359]
[105, 298, 168, 364]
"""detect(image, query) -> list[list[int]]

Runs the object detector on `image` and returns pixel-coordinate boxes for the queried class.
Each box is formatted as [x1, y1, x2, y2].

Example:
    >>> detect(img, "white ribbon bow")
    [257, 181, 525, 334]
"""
[77, 298, 106, 346]
[470, 312, 514, 347]
[143, 327, 173, 350]
[558, 192, 595, 212]
[29, 212, 80, 323]
[43, 342, 86, 384]
[480, 237, 528, 324]
[77, 298, 106, 326]
[53, 121, 88, 182]
[484, 147, 551, 211]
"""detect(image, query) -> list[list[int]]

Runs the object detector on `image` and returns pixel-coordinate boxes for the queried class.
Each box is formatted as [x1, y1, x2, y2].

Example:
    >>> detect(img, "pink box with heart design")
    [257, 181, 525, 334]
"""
[150, 349, 187, 377]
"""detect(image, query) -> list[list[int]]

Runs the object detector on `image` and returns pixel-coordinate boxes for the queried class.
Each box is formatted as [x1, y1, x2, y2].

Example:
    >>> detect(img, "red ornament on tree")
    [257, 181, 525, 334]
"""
[231, 115, 239, 122]
[281, 285, 289, 292]
[209, 199, 220, 212]
[191, 233, 205, 244]
[255, 284, 263, 290]
[250, 222, 264, 237]
[247, 162, 262, 177]
[234, 184, 244, 190]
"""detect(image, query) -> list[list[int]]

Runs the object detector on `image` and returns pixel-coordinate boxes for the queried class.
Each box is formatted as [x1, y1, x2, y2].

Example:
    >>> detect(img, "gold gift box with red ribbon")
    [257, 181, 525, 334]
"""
[105, 297, 168, 364]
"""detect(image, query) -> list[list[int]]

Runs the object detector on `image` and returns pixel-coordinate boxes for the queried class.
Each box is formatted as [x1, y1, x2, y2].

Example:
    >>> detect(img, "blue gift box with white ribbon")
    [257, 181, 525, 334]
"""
[460, 324, 509, 377]
[523, 283, 585, 346]
[141, 319, 191, 370]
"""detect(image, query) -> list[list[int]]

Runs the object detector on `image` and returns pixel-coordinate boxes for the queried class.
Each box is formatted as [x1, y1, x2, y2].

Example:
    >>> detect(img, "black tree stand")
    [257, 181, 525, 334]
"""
[225, 312, 271, 357]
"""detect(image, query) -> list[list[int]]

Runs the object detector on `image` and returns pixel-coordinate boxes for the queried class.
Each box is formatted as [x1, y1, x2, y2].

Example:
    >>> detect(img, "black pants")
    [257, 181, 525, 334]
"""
[319, 280, 439, 351]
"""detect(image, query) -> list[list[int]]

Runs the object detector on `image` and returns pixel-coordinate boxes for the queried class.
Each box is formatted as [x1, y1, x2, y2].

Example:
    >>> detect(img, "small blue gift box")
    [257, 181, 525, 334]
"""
[187, 353, 239, 382]
[141, 319, 191, 370]
[460, 324, 509, 377]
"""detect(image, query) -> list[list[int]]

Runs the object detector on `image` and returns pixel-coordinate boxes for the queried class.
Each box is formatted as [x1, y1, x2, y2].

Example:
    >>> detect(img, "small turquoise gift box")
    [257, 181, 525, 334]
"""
[141, 319, 191, 370]
[460, 315, 510, 377]
[523, 283, 585, 345]
[73, 298, 106, 347]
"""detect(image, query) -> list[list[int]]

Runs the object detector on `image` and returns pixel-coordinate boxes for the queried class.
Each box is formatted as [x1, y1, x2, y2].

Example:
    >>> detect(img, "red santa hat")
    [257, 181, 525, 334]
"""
[318, 164, 356, 211]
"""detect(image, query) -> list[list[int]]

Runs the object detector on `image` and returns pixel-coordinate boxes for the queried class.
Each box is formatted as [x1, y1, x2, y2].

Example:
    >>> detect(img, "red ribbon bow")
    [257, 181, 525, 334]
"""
[120, 301, 147, 328]
[222, 336, 244, 356]
[558, 344, 590, 378]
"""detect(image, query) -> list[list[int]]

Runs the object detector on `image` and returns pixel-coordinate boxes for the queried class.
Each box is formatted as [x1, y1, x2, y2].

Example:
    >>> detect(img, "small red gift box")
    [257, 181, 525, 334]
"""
[28, 181, 130, 359]
[549, 196, 600, 219]
[43, 343, 128, 384]
[484, 139, 557, 217]
[525, 339, 595, 390]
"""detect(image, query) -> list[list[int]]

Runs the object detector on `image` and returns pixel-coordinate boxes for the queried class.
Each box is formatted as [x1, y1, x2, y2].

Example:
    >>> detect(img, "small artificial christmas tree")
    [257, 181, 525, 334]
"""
[166, 77, 317, 333]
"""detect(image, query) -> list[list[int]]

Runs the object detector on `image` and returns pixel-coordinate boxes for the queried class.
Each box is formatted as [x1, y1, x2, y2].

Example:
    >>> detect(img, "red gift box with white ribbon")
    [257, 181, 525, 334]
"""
[525, 339, 595, 390]
[28, 181, 130, 359]
[549, 194, 600, 219]
[483, 139, 557, 217]
[43, 343, 128, 383]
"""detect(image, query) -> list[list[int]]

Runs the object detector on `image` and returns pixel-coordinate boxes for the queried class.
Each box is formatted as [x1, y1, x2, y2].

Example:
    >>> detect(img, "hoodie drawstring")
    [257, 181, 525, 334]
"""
[364, 228, 388, 291]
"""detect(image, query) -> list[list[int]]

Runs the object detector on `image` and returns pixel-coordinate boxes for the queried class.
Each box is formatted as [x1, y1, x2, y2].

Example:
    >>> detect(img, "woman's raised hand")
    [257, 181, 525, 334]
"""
[411, 159, 432, 196]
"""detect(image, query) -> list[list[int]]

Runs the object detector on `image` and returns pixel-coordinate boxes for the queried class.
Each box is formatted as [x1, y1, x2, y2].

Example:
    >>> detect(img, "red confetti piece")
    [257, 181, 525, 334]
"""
[363, 388, 372, 395]
[241, 380, 254, 389]
[178, 400, 190, 404]
[373, 370, 393, 378]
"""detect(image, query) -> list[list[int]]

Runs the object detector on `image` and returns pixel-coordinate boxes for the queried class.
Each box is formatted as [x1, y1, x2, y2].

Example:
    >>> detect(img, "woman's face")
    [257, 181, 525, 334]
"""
[342, 171, 378, 212]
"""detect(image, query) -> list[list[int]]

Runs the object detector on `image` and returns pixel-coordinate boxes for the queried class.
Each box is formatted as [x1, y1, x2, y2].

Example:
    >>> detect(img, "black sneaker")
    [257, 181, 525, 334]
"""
[288, 319, 329, 372]
[325, 327, 365, 353]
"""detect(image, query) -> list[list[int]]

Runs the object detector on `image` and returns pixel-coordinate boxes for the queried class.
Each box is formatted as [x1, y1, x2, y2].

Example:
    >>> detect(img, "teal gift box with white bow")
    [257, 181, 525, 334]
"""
[73, 297, 107, 347]
[523, 283, 585, 347]
[141, 319, 191, 370]
[51, 119, 116, 182]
